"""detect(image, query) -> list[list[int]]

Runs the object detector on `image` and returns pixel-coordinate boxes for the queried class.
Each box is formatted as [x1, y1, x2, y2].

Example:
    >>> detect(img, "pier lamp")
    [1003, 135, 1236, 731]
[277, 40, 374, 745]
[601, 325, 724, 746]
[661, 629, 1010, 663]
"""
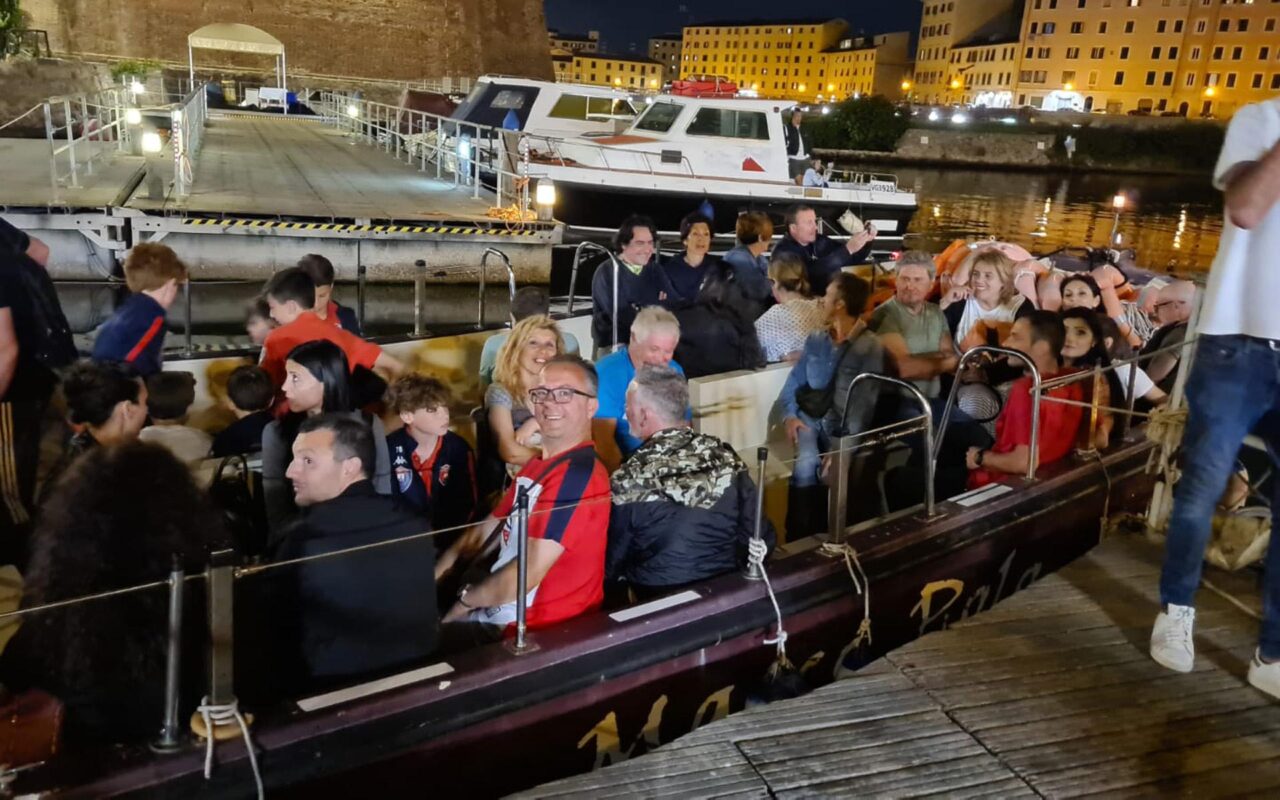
[1063, 82, 1074, 93]
[535, 177, 556, 221]
[125, 107, 143, 126]
[950, 78, 961, 90]
[345, 104, 360, 118]
[130, 79, 146, 96]
[141, 131, 163, 154]
[901, 80, 912, 92]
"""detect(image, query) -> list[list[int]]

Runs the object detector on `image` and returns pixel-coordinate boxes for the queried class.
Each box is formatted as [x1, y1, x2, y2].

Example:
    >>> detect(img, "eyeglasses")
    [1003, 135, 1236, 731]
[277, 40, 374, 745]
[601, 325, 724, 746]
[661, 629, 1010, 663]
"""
[529, 387, 596, 404]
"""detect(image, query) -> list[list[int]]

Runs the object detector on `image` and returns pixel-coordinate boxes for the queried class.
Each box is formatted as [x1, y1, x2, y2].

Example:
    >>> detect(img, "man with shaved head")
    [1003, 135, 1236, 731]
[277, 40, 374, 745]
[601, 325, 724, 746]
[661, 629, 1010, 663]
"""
[1150, 93, 1280, 702]
[1140, 279, 1197, 393]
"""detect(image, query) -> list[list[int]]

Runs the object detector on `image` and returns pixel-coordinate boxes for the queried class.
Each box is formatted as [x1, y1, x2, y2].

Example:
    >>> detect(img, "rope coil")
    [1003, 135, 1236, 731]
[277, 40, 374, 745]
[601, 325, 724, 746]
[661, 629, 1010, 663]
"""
[196, 697, 264, 799]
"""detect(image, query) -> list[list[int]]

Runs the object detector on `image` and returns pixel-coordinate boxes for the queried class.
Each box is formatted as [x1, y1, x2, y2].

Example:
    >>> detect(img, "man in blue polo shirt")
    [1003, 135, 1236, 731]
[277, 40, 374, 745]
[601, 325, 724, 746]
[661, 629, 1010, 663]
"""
[592, 306, 685, 472]
[92, 243, 187, 376]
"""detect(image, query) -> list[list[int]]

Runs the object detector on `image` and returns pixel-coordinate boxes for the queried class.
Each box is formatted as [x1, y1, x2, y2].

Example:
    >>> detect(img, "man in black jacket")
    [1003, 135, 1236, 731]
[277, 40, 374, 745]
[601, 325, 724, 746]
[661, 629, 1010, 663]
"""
[772, 204, 877, 296]
[274, 414, 438, 689]
[0, 219, 76, 567]
[606, 366, 775, 601]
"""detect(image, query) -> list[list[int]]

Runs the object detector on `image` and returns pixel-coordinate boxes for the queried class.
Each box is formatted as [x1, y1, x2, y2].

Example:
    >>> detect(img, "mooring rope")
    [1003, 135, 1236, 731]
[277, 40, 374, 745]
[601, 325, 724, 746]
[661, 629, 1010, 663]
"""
[747, 538, 791, 667]
[820, 541, 873, 649]
[197, 697, 264, 799]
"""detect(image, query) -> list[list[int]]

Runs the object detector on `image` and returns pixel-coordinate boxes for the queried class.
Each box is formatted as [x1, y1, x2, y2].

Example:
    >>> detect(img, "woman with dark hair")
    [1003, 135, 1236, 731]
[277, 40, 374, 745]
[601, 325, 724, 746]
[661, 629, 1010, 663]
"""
[261, 340, 391, 537]
[1059, 274, 1104, 311]
[1060, 308, 1126, 449]
[2, 441, 219, 743]
[659, 212, 717, 304]
[40, 360, 149, 503]
[670, 260, 765, 378]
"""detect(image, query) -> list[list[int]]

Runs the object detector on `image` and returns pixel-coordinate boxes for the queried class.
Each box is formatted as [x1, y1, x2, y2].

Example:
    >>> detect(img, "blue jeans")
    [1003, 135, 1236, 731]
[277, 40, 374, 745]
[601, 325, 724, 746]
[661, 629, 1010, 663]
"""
[792, 412, 833, 488]
[1160, 335, 1280, 660]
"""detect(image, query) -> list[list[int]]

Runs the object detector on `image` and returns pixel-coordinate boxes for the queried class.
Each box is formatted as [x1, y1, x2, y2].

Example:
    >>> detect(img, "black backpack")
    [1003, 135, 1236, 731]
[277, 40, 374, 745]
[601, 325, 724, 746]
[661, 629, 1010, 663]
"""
[208, 454, 268, 559]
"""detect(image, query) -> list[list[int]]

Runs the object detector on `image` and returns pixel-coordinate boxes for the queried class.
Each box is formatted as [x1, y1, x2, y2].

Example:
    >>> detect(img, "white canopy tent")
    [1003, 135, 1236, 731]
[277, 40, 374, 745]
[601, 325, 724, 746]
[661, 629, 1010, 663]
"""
[187, 23, 287, 91]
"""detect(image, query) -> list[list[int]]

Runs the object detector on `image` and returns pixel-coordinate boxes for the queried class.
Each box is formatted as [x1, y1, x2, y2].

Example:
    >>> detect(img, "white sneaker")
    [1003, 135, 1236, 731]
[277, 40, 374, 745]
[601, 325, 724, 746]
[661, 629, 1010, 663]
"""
[1247, 650, 1280, 700]
[1150, 604, 1196, 673]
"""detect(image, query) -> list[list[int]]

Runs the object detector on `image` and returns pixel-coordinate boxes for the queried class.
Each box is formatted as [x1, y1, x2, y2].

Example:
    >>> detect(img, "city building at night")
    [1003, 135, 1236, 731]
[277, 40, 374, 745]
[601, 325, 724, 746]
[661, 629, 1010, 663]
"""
[649, 33, 683, 86]
[554, 52, 663, 90]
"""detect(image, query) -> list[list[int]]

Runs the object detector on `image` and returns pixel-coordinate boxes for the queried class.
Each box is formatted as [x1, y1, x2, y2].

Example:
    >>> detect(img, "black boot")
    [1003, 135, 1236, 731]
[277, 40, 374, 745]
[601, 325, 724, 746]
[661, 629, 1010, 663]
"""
[785, 485, 829, 540]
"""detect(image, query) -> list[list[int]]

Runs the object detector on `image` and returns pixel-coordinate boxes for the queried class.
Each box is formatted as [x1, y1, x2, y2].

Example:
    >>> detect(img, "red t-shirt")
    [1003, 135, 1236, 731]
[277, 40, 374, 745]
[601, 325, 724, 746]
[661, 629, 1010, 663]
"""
[259, 311, 382, 411]
[487, 442, 610, 630]
[969, 371, 1085, 489]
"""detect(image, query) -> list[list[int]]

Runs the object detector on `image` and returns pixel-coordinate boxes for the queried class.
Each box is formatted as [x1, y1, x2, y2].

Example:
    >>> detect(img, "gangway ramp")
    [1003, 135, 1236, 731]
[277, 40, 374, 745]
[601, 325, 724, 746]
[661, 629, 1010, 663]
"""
[126, 112, 493, 222]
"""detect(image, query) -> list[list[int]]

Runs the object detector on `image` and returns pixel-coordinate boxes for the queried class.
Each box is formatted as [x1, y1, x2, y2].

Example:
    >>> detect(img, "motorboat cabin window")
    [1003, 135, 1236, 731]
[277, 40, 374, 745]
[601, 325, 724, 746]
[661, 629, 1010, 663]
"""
[549, 95, 637, 122]
[633, 101, 684, 133]
[490, 90, 528, 110]
[684, 108, 771, 140]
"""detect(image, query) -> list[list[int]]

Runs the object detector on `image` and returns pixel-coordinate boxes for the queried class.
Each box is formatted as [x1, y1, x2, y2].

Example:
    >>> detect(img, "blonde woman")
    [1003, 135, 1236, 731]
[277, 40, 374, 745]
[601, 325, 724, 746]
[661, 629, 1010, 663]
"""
[941, 248, 1029, 353]
[486, 315, 565, 468]
[754, 252, 825, 363]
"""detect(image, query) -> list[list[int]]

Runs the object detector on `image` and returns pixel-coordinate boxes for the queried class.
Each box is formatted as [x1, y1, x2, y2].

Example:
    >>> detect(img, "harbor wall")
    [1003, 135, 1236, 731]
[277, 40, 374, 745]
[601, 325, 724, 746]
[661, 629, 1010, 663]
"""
[22, 0, 553, 83]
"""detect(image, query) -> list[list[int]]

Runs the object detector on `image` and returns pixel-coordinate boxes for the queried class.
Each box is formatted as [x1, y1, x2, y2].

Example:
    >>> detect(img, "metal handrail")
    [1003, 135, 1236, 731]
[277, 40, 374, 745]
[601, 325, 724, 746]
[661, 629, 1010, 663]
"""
[171, 83, 210, 197]
[42, 89, 129, 194]
[840, 373, 937, 518]
[934, 346, 1043, 481]
[479, 247, 517, 329]
[567, 242, 621, 346]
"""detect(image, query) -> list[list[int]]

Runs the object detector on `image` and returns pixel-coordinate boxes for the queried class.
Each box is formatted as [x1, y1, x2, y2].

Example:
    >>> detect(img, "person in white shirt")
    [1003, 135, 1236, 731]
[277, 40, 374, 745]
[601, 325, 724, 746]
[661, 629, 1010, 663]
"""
[138, 371, 213, 466]
[1150, 96, 1280, 701]
[802, 158, 829, 188]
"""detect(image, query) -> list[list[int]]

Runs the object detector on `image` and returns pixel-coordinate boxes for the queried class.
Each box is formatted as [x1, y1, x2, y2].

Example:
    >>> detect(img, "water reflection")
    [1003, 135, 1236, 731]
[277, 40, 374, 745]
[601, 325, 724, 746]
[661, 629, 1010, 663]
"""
[848, 164, 1224, 273]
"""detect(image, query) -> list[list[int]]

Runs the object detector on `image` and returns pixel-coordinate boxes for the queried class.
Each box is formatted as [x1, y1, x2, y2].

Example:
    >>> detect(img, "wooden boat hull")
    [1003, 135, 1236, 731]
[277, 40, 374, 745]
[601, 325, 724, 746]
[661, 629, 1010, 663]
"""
[21, 440, 1155, 799]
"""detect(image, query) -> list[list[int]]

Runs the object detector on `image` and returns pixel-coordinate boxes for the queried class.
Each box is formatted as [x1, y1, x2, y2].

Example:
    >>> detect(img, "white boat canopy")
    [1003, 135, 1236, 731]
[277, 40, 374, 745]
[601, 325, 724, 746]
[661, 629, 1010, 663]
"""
[187, 23, 287, 90]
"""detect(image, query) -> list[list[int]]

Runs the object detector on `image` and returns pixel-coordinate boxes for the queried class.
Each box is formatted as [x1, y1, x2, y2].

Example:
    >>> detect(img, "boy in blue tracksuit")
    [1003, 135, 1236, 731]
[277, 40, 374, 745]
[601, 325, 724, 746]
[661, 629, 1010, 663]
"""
[92, 243, 188, 375]
[384, 374, 477, 552]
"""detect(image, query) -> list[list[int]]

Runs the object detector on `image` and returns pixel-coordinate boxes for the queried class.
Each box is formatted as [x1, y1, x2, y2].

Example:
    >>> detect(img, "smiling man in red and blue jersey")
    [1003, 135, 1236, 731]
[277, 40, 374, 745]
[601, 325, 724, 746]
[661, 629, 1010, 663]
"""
[92, 243, 187, 376]
[436, 355, 610, 648]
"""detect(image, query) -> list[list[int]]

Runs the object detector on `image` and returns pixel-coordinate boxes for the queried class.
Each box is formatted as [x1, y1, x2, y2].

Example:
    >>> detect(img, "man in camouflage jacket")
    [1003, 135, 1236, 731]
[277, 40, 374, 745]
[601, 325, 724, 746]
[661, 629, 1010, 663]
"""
[606, 366, 775, 600]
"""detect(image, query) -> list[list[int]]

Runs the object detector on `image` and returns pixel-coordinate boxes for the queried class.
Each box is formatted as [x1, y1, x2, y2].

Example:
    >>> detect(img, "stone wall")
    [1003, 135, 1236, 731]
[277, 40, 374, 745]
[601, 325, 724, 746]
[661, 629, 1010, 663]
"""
[22, 0, 552, 83]
[893, 128, 1057, 166]
[0, 58, 111, 133]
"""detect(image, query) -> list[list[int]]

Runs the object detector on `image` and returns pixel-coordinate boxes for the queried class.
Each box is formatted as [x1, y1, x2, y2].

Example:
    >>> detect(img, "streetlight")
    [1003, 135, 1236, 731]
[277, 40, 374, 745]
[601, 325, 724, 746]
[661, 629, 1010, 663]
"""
[535, 177, 556, 221]
[1203, 86, 1216, 98]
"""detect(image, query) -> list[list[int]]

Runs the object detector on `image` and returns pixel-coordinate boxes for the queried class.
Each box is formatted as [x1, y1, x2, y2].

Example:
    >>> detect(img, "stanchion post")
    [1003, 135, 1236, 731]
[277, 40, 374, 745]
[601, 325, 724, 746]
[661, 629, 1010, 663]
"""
[828, 434, 854, 543]
[744, 446, 768, 581]
[506, 488, 539, 654]
[206, 549, 237, 709]
[151, 556, 185, 754]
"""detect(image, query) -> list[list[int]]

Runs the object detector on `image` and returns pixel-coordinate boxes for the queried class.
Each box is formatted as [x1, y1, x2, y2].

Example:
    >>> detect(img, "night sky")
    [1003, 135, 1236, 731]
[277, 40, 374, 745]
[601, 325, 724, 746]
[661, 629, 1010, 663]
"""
[544, 1, 924, 56]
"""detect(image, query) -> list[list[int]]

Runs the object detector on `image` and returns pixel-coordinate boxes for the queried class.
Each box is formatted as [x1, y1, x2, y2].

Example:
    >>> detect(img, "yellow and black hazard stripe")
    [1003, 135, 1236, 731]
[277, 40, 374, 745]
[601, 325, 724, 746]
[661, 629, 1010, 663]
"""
[179, 218, 546, 236]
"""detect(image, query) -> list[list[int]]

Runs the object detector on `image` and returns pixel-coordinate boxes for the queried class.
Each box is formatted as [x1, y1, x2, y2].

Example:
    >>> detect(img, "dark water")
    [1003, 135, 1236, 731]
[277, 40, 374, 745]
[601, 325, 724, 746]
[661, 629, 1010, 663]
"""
[848, 163, 1224, 275]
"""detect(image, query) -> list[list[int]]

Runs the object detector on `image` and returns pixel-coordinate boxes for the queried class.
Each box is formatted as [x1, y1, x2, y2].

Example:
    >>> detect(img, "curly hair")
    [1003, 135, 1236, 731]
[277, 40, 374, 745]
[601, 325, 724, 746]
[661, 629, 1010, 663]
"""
[384, 372, 454, 415]
[14, 442, 221, 741]
[492, 315, 564, 404]
[123, 242, 187, 293]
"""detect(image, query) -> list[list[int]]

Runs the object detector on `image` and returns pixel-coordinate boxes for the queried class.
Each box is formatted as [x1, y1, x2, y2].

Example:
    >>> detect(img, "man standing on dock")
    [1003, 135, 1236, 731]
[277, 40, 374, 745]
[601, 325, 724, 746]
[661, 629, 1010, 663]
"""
[1151, 95, 1280, 700]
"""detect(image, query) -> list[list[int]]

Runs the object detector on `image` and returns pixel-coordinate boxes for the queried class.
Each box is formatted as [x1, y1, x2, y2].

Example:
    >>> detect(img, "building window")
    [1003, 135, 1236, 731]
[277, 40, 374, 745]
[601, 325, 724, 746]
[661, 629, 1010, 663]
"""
[1124, 21, 1134, 34]
[1027, 46, 1035, 59]
[1151, 47, 1161, 59]
[1030, 22, 1038, 34]
[1063, 70, 1077, 84]
[1174, 20, 1183, 33]
[1185, 72, 1195, 87]
[1044, 22, 1056, 34]
[1071, 22, 1084, 33]
[1115, 70, 1125, 85]
[1253, 73, 1264, 89]
[1089, 70, 1099, 85]
[1262, 47, 1271, 61]
[1157, 20, 1166, 33]
[1272, 74, 1280, 90]
[1267, 19, 1277, 33]
[1120, 47, 1130, 59]
[1145, 71, 1156, 86]
[1218, 18, 1229, 33]
[1232, 47, 1243, 61]
[1091, 46, 1106, 58]
[1169, 47, 1178, 60]
[1237, 19, 1248, 33]
[1067, 47, 1080, 58]
[1099, 21, 1108, 34]
[1039, 47, 1051, 58]
[1196, 20, 1206, 34]
[1213, 46, 1223, 60]
[1190, 47, 1200, 61]
[1226, 73, 1236, 89]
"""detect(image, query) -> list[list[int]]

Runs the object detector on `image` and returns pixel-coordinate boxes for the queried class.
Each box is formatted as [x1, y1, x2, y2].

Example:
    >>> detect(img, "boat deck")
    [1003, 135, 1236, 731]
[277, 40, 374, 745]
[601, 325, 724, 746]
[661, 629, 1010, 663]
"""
[519, 535, 1279, 798]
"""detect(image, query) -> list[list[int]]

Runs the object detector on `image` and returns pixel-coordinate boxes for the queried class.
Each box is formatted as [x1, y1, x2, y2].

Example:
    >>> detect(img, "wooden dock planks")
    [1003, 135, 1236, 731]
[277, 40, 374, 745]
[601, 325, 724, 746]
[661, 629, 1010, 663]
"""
[517, 535, 1280, 798]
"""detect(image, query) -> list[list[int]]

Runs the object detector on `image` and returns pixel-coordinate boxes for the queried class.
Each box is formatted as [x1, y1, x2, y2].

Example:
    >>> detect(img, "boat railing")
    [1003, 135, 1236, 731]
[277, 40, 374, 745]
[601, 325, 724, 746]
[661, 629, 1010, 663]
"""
[825, 170, 902, 192]
[519, 131, 699, 179]
[170, 83, 210, 198]
[936, 346, 1044, 480]
[566, 242, 621, 346]
[478, 247, 518, 329]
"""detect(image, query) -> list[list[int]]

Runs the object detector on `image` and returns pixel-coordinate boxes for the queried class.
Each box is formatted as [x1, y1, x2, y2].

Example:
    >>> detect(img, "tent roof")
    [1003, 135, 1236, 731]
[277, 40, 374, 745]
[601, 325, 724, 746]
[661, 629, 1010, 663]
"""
[188, 23, 284, 56]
